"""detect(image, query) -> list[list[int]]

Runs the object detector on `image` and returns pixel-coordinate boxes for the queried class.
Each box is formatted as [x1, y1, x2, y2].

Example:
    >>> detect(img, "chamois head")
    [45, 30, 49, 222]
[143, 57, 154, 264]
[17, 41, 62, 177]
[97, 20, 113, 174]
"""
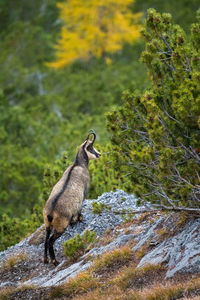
[84, 130, 101, 160]
[76, 130, 101, 165]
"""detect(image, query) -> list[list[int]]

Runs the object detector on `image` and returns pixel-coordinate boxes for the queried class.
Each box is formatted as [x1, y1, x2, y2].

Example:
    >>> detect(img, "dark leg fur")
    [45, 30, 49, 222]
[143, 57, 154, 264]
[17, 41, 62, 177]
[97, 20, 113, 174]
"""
[70, 212, 83, 227]
[48, 230, 63, 266]
[70, 215, 76, 227]
[44, 227, 51, 264]
[78, 212, 83, 222]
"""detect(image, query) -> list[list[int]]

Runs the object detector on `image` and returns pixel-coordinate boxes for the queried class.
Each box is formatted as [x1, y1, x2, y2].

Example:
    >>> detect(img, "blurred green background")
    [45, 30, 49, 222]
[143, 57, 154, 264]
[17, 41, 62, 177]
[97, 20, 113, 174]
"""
[0, 0, 199, 249]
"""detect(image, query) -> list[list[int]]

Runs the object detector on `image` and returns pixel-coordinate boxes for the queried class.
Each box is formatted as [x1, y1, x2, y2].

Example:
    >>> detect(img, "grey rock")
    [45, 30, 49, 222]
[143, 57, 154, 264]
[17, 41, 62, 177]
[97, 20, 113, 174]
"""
[133, 216, 165, 252]
[0, 190, 138, 288]
[1, 189, 200, 289]
[137, 218, 200, 278]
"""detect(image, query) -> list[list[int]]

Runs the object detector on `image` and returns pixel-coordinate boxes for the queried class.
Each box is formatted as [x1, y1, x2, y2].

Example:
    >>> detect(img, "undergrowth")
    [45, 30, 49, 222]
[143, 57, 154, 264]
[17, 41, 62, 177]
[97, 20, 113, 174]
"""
[63, 230, 96, 260]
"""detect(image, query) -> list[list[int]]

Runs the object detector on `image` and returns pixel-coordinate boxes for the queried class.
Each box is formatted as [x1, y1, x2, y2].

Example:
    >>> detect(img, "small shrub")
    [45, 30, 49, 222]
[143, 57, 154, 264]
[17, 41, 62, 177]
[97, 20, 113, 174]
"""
[92, 202, 106, 215]
[121, 197, 126, 203]
[63, 230, 96, 259]
[122, 209, 135, 223]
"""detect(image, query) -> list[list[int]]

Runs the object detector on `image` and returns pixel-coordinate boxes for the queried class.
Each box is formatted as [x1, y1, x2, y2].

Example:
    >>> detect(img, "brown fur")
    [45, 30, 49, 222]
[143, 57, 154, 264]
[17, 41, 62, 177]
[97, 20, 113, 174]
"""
[43, 133, 100, 265]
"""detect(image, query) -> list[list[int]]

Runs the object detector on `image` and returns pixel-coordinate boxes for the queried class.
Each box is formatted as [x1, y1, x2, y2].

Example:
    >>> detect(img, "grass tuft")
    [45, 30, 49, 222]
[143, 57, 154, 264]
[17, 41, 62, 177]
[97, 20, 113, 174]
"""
[0, 287, 13, 300]
[135, 239, 151, 259]
[92, 246, 132, 271]
[49, 286, 65, 299]
[2, 253, 27, 271]
[175, 212, 190, 228]
[0, 285, 35, 300]
[112, 263, 165, 290]
[128, 277, 200, 300]
[49, 271, 99, 299]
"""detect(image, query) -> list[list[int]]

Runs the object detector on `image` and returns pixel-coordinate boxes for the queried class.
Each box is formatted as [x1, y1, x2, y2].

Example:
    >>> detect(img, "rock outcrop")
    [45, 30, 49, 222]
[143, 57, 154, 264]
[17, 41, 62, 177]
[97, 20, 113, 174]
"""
[0, 190, 200, 293]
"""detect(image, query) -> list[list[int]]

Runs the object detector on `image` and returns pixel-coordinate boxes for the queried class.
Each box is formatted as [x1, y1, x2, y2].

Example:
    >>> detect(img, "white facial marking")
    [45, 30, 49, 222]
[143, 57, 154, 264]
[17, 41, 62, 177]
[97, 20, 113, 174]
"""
[86, 146, 101, 160]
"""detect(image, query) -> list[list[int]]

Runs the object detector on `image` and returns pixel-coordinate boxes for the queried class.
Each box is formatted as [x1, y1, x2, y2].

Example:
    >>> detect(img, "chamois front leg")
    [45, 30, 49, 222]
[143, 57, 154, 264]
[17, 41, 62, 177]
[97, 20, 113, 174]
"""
[78, 211, 83, 222]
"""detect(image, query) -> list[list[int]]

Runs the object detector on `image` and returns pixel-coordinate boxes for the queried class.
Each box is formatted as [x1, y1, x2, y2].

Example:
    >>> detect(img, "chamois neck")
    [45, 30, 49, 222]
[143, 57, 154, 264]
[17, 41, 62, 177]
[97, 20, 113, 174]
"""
[75, 146, 89, 167]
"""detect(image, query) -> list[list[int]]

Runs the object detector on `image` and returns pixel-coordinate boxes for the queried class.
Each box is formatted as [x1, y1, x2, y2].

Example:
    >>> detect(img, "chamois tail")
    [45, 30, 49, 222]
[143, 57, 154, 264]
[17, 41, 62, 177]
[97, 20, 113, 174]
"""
[47, 215, 53, 222]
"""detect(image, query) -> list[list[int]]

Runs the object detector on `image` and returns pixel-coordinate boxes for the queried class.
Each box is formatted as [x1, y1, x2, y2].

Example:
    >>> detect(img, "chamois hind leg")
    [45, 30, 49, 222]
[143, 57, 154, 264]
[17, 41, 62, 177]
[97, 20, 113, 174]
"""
[48, 229, 63, 266]
[70, 211, 83, 226]
[44, 227, 51, 264]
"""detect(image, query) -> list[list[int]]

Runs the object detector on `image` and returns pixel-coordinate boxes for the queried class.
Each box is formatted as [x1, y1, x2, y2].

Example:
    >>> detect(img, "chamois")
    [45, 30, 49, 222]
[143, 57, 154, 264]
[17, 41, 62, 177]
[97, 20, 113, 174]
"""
[43, 131, 101, 266]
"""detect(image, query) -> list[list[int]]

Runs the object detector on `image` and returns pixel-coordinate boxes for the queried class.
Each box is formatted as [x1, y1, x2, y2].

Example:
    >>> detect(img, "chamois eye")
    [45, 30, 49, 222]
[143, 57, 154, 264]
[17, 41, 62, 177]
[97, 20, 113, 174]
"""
[87, 145, 93, 152]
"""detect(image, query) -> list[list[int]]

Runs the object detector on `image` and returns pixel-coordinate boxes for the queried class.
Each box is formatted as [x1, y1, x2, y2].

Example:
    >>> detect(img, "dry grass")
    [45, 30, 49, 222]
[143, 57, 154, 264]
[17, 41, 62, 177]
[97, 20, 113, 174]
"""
[136, 212, 151, 224]
[135, 239, 152, 260]
[2, 253, 27, 271]
[127, 276, 200, 300]
[155, 227, 169, 243]
[156, 227, 168, 237]
[111, 263, 165, 290]
[175, 212, 191, 229]
[138, 282, 184, 300]
[91, 246, 132, 271]
[0, 285, 35, 300]
[0, 287, 14, 300]
[97, 228, 115, 246]
[48, 246, 132, 299]
[72, 286, 128, 300]
[49, 271, 99, 299]
[46, 237, 200, 300]
[70, 275, 200, 300]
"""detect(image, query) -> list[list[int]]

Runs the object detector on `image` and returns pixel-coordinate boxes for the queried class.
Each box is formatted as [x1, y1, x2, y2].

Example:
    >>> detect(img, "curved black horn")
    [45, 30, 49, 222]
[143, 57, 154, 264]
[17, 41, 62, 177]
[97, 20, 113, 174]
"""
[88, 129, 96, 143]
[85, 134, 90, 141]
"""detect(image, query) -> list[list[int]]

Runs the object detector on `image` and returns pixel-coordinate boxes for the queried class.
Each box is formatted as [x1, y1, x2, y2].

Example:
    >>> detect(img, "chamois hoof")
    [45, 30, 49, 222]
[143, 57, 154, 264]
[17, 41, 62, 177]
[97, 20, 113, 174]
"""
[70, 219, 76, 227]
[44, 257, 49, 264]
[52, 259, 60, 266]
[78, 214, 83, 222]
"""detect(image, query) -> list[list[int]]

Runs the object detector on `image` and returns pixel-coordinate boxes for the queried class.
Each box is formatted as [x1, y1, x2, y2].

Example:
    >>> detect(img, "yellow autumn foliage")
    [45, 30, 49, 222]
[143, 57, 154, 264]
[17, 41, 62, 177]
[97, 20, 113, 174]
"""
[49, 0, 142, 68]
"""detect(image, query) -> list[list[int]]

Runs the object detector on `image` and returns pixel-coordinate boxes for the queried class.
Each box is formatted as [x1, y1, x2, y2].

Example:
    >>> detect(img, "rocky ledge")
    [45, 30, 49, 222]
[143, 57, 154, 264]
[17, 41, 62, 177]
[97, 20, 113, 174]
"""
[0, 190, 200, 298]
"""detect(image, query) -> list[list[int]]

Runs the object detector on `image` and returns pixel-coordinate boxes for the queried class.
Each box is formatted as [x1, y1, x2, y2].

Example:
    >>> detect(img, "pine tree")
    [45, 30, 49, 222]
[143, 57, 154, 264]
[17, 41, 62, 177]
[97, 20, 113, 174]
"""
[107, 9, 200, 210]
